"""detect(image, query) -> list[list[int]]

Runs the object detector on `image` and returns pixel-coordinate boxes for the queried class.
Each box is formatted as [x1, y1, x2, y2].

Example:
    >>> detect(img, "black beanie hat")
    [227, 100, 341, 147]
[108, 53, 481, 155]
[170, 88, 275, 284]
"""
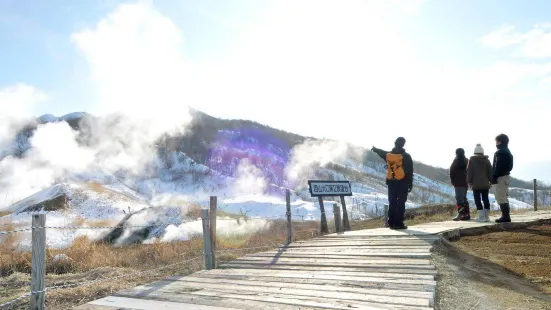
[395, 137, 406, 148]
[456, 148, 465, 157]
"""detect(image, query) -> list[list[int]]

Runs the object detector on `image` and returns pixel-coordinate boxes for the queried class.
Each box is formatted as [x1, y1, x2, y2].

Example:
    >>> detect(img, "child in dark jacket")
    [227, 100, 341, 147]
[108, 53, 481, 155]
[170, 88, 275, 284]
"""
[450, 148, 470, 221]
[467, 144, 493, 222]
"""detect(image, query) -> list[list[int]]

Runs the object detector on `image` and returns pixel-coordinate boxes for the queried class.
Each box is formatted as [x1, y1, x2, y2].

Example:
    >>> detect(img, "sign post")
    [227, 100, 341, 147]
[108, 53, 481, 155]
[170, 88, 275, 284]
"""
[308, 180, 353, 234]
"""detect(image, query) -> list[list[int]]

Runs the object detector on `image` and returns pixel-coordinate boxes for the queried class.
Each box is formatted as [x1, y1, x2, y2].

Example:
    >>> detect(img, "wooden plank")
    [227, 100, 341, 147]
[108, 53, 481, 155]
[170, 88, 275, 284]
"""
[115, 283, 433, 310]
[261, 247, 433, 253]
[113, 289, 367, 310]
[76, 296, 238, 309]
[281, 245, 435, 250]
[245, 252, 431, 259]
[275, 246, 433, 253]
[304, 236, 441, 242]
[184, 273, 436, 289]
[293, 238, 437, 243]
[180, 274, 435, 302]
[323, 228, 450, 236]
[285, 241, 436, 247]
[152, 279, 432, 307]
[323, 229, 445, 236]
[223, 260, 436, 271]
[219, 263, 438, 275]
[301, 237, 441, 242]
[198, 268, 436, 280]
[286, 239, 435, 243]
[170, 275, 436, 296]
[111, 290, 328, 310]
[181, 273, 435, 287]
[232, 256, 432, 265]
[190, 290, 434, 310]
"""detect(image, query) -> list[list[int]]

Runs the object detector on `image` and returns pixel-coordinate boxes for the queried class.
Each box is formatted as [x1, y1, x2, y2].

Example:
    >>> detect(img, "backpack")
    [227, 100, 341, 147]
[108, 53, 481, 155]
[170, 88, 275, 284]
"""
[386, 153, 406, 180]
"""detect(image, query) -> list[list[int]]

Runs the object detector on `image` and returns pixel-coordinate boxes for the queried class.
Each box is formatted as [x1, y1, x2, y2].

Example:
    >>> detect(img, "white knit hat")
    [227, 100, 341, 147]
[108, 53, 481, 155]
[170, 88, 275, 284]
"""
[474, 144, 484, 154]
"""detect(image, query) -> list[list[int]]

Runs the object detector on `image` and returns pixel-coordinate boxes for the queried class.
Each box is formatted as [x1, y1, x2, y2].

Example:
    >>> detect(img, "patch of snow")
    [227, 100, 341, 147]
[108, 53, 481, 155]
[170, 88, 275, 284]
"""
[59, 112, 87, 121]
[8, 184, 67, 213]
[37, 114, 58, 124]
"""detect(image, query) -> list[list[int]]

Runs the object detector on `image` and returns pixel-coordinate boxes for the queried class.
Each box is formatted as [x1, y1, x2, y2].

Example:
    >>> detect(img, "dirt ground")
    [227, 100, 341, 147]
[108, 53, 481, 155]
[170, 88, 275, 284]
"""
[434, 224, 551, 310]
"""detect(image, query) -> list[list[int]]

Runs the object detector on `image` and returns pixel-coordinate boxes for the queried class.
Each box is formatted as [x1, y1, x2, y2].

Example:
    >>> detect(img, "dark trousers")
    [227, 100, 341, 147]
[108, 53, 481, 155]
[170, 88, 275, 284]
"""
[454, 187, 468, 206]
[473, 189, 490, 210]
[387, 180, 408, 227]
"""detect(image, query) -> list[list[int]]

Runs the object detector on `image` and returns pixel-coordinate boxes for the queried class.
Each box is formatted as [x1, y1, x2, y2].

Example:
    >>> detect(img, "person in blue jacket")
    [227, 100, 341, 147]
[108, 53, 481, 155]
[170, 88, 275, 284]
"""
[492, 134, 514, 223]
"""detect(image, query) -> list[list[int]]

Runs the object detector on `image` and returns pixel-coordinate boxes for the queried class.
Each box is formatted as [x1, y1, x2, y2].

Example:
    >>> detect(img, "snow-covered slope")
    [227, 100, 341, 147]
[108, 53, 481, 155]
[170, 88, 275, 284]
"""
[0, 111, 545, 249]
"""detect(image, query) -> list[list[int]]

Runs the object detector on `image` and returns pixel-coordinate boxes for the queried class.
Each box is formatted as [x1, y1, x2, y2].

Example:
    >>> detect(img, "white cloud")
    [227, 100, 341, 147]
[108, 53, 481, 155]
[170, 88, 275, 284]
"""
[0, 84, 47, 148]
[71, 0, 191, 129]
[480, 23, 551, 59]
[0, 83, 47, 118]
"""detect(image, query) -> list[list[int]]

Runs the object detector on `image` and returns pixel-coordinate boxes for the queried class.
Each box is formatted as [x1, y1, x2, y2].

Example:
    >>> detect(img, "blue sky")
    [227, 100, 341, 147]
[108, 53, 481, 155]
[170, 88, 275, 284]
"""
[1, 0, 550, 182]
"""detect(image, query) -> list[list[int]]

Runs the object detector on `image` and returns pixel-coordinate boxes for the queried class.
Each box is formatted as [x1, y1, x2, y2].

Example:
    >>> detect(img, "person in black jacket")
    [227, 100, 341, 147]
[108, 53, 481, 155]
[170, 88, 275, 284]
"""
[492, 134, 514, 223]
[450, 148, 470, 221]
[371, 137, 413, 230]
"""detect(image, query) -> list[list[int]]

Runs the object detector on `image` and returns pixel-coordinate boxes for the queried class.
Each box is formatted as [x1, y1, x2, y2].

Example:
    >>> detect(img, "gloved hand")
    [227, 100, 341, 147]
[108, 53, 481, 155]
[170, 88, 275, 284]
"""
[491, 177, 498, 185]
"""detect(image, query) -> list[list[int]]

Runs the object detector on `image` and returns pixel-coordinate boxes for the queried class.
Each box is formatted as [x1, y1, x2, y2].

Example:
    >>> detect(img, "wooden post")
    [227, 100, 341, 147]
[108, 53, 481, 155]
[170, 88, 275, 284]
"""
[209, 196, 217, 268]
[318, 197, 329, 234]
[383, 204, 389, 227]
[201, 209, 214, 270]
[340, 195, 351, 231]
[31, 213, 46, 310]
[333, 203, 342, 233]
[533, 179, 538, 211]
[285, 189, 292, 244]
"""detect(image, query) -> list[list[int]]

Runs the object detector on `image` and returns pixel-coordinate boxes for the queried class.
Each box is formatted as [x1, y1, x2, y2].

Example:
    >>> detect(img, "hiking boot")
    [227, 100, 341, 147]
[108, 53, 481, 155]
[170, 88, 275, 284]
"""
[390, 224, 408, 230]
[462, 203, 471, 221]
[495, 203, 511, 223]
[452, 205, 464, 221]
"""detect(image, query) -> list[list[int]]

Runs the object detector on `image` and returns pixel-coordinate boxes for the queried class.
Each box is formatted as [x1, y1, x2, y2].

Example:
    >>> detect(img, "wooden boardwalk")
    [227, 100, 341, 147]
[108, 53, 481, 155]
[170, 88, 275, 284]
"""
[77, 211, 551, 310]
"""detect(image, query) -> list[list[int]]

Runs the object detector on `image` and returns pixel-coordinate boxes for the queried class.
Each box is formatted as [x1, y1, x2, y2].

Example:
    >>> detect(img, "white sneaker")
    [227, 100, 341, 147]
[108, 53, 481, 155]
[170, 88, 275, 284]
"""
[483, 209, 490, 222]
[476, 210, 485, 222]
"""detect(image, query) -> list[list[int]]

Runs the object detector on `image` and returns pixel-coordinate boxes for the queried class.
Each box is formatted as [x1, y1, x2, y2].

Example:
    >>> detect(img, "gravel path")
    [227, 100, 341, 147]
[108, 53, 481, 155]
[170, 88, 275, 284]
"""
[433, 239, 551, 310]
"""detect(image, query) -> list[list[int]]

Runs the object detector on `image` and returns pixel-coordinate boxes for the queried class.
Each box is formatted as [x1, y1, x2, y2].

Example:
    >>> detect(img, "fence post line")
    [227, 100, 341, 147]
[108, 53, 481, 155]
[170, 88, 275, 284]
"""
[31, 213, 46, 310]
[533, 179, 538, 211]
[201, 209, 213, 270]
[318, 197, 329, 234]
[333, 203, 342, 233]
[340, 195, 351, 231]
[285, 189, 292, 244]
[383, 204, 389, 227]
[209, 196, 217, 269]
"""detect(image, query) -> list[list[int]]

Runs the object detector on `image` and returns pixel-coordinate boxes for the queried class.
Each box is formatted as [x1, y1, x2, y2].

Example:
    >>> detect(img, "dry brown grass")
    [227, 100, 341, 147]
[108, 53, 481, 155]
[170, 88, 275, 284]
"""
[0, 218, 325, 309]
[85, 183, 118, 197]
[455, 224, 551, 294]
[0, 211, 11, 217]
